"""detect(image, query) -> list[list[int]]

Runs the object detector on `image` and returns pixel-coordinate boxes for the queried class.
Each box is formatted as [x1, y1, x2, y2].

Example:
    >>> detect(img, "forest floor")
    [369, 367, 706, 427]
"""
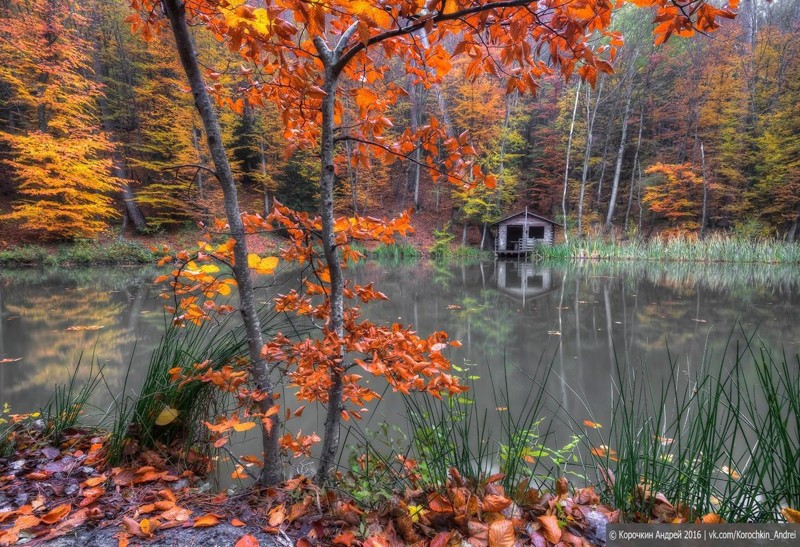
[0, 424, 617, 547]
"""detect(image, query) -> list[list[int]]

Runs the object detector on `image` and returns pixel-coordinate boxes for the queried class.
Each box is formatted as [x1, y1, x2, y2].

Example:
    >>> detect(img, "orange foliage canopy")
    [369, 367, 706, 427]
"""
[129, 0, 738, 192]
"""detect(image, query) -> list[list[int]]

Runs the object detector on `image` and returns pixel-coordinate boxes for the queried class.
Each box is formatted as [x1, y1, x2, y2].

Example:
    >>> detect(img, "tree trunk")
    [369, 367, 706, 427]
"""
[624, 103, 644, 233]
[161, 0, 282, 486]
[700, 140, 708, 239]
[578, 80, 603, 238]
[562, 80, 582, 243]
[604, 77, 635, 232]
[121, 181, 147, 233]
[787, 211, 799, 243]
[258, 138, 271, 216]
[312, 23, 360, 481]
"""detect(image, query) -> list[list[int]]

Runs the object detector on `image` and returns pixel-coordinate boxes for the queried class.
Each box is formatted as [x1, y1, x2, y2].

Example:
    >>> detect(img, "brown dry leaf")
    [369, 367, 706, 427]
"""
[430, 531, 452, 547]
[537, 514, 562, 544]
[782, 507, 800, 523]
[363, 535, 391, 547]
[137, 503, 156, 515]
[482, 494, 512, 513]
[193, 514, 221, 528]
[158, 488, 177, 502]
[332, 530, 356, 546]
[82, 475, 107, 487]
[41, 503, 72, 524]
[161, 506, 192, 522]
[116, 531, 130, 547]
[231, 518, 246, 527]
[267, 505, 286, 527]
[287, 499, 310, 522]
[488, 519, 515, 547]
[556, 477, 569, 497]
[235, 535, 260, 547]
[0, 531, 19, 547]
[467, 519, 488, 544]
[154, 500, 175, 511]
[428, 492, 454, 513]
[700, 513, 724, 524]
[122, 516, 142, 537]
[296, 539, 313, 547]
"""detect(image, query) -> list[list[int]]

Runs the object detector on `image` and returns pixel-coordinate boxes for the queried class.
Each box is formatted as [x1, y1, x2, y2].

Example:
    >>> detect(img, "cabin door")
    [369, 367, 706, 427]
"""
[507, 226, 523, 250]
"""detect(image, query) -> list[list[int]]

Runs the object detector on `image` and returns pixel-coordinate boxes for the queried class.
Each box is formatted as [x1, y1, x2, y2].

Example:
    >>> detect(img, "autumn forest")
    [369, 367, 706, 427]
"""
[1, 0, 799, 244]
[2, 0, 800, 545]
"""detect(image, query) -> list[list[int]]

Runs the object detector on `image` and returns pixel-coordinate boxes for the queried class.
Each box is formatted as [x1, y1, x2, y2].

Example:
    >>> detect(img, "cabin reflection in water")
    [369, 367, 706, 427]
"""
[495, 262, 558, 306]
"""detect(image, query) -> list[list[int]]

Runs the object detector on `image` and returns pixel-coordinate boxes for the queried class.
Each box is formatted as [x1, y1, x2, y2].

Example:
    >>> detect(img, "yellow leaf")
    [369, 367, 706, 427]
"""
[247, 254, 279, 274]
[155, 407, 179, 426]
[200, 264, 220, 274]
[232, 421, 256, 432]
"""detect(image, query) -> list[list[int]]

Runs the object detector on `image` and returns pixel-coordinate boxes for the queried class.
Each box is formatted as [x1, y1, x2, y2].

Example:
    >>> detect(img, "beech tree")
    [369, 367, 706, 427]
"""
[129, 0, 738, 484]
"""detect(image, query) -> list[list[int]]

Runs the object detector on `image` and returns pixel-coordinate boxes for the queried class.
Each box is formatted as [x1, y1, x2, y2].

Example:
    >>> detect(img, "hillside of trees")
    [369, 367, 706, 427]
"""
[1, 0, 799, 244]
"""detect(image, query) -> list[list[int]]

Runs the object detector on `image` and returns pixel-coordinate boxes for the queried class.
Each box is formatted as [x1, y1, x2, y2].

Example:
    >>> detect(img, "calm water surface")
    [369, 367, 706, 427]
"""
[1, 260, 799, 456]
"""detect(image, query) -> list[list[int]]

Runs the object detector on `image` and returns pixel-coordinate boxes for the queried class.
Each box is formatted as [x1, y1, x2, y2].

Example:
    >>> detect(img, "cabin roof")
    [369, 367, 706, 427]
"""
[489, 209, 562, 227]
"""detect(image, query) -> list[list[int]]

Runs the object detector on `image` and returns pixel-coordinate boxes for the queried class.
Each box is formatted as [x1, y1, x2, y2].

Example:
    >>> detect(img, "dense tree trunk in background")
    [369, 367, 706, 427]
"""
[258, 138, 271, 216]
[344, 139, 358, 214]
[624, 103, 644, 232]
[700, 140, 708, 238]
[562, 80, 581, 243]
[578, 80, 602, 238]
[161, 0, 282, 486]
[605, 71, 635, 232]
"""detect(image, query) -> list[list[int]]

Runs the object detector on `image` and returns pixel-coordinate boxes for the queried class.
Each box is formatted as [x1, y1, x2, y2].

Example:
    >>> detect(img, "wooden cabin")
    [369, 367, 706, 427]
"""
[491, 207, 560, 257]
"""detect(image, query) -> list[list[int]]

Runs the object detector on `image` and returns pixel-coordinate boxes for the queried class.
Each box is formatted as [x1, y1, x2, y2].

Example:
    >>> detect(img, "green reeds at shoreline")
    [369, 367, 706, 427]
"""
[0, 240, 157, 267]
[535, 234, 800, 264]
[21, 318, 800, 524]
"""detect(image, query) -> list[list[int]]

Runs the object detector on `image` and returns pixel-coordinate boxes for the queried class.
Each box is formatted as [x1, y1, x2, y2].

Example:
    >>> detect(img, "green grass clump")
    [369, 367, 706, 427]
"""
[58, 239, 157, 265]
[41, 356, 104, 445]
[0, 245, 55, 267]
[587, 331, 800, 522]
[369, 242, 421, 262]
[536, 234, 800, 264]
[0, 240, 157, 267]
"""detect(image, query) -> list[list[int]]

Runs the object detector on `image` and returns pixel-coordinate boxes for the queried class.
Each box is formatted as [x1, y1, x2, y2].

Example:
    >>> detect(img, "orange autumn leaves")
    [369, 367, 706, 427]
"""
[156, 201, 464, 458]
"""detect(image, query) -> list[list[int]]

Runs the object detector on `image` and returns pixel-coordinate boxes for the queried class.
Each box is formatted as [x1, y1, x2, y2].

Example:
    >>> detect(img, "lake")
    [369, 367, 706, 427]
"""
[2, 260, 799, 475]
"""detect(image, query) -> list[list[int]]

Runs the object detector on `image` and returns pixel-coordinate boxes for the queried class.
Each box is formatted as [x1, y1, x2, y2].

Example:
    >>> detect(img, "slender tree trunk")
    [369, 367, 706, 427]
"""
[787, 208, 800, 243]
[312, 24, 359, 482]
[258, 138, 271, 216]
[121, 181, 147, 233]
[700, 140, 708, 239]
[578, 80, 603, 238]
[94, 33, 147, 234]
[637, 161, 643, 232]
[410, 82, 424, 211]
[605, 78, 635, 232]
[562, 80, 582, 243]
[161, 0, 282, 486]
[596, 131, 612, 207]
[624, 103, 644, 233]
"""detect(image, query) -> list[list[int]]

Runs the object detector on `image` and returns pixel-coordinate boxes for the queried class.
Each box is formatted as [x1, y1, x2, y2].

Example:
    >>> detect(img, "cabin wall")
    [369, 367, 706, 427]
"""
[495, 217, 554, 250]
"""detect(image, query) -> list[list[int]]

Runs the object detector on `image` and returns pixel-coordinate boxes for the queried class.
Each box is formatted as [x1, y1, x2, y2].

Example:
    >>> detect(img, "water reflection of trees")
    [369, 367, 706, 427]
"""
[0, 269, 165, 412]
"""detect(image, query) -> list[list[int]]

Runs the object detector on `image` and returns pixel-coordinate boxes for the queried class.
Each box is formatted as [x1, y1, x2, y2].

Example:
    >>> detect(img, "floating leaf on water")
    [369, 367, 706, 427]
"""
[0, 358, 22, 364]
[64, 325, 104, 331]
